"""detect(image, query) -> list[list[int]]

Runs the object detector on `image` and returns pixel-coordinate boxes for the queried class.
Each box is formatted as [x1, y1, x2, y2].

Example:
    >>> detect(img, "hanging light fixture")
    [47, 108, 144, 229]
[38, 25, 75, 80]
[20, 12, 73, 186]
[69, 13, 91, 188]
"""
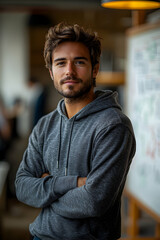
[101, 0, 160, 9]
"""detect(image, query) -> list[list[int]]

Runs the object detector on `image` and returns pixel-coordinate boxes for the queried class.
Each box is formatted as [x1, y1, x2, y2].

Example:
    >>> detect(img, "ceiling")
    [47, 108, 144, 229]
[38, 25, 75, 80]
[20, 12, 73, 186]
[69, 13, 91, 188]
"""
[0, 0, 133, 34]
[0, 0, 155, 30]
[0, 0, 102, 9]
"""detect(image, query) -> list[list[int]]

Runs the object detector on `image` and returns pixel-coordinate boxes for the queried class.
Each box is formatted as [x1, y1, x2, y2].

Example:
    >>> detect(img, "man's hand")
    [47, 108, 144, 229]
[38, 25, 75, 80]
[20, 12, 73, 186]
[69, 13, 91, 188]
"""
[77, 177, 87, 187]
[41, 173, 86, 188]
[41, 172, 50, 178]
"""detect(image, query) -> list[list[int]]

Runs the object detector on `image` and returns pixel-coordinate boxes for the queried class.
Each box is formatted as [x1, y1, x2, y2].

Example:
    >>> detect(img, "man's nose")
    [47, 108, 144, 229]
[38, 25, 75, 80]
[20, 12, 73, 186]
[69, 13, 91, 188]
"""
[66, 61, 75, 76]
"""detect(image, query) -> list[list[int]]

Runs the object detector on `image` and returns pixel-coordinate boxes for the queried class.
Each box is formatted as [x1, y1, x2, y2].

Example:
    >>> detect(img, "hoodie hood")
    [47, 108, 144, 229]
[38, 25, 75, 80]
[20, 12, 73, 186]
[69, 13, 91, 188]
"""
[57, 90, 122, 120]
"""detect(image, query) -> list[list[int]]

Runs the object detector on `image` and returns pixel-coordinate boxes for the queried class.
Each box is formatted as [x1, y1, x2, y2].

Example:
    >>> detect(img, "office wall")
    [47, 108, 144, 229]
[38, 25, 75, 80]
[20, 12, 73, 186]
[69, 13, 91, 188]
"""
[0, 12, 29, 106]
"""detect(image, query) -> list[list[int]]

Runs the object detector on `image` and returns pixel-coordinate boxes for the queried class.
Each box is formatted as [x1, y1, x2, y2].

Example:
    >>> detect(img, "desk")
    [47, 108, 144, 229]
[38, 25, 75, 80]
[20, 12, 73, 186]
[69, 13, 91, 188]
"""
[0, 161, 9, 196]
[0, 161, 9, 238]
[0, 161, 9, 211]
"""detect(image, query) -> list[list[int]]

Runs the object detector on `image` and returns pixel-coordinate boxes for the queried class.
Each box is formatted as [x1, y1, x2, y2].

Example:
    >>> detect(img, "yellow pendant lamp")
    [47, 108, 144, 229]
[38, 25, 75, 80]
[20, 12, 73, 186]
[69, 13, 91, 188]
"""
[101, 0, 160, 9]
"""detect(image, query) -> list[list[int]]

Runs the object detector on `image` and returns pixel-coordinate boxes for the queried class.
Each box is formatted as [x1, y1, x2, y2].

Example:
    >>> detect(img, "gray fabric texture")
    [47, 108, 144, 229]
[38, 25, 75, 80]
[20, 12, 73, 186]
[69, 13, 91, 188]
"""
[15, 90, 136, 240]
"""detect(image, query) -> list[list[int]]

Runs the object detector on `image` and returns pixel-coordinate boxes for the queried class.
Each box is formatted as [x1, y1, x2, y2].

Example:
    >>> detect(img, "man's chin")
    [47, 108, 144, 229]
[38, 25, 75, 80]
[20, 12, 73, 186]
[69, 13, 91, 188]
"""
[61, 92, 82, 99]
[57, 85, 93, 100]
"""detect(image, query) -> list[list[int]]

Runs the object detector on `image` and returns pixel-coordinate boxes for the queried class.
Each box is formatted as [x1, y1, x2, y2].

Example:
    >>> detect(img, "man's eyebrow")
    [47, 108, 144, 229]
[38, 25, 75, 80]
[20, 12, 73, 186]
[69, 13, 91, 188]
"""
[74, 57, 88, 61]
[54, 57, 88, 63]
[54, 58, 66, 63]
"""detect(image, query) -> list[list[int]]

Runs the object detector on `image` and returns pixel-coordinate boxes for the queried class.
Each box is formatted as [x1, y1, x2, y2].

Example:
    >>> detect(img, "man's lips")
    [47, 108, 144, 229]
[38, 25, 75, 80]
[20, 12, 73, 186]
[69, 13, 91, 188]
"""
[60, 77, 82, 85]
[63, 80, 79, 84]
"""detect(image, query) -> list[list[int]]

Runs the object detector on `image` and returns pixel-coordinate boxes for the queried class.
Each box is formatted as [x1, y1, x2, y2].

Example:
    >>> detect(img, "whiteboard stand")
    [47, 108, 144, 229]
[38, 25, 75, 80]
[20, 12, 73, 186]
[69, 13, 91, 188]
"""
[123, 188, 160, 240]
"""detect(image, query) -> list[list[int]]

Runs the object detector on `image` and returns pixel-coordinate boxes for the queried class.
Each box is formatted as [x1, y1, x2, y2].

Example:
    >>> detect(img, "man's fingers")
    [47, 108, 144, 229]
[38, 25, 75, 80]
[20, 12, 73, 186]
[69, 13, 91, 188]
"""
[41, 173, 50, 178]
[77, 177, 87, 187]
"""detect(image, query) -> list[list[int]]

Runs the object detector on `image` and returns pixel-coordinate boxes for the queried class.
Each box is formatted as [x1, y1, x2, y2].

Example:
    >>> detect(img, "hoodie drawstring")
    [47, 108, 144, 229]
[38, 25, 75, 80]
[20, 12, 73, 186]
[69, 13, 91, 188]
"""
[56, 116, 75, 176]
[65, 117, 75, 176]
[57, 116, 62, 169]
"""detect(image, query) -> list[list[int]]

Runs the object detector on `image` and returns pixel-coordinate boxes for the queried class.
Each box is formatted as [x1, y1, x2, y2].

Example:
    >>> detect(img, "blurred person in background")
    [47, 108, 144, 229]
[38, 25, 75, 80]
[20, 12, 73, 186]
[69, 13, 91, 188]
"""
[15, 23, 136, 240]
[27, 76, 47, 130]
[0, 96, 11, 161]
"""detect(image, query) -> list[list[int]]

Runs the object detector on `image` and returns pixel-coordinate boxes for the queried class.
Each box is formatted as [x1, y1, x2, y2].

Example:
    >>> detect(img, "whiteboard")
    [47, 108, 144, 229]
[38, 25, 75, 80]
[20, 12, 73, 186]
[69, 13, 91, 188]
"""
[126, 23, 160, 217]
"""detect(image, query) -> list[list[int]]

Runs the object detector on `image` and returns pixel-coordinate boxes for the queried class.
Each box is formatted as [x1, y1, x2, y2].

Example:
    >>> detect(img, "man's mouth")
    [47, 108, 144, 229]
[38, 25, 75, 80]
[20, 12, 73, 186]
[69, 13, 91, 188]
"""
[64, 80, 79, 84]
[61, 77, 82, 85]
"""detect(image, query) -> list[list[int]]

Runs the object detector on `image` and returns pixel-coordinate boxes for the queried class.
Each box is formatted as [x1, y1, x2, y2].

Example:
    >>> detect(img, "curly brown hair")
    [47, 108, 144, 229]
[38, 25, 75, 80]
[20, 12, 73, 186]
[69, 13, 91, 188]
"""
[44, 22, 101, 70]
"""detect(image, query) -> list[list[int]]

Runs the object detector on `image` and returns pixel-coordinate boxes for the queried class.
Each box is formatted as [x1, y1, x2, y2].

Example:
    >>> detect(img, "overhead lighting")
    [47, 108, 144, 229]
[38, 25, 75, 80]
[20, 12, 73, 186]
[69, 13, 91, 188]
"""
[101, 0, 160, 9]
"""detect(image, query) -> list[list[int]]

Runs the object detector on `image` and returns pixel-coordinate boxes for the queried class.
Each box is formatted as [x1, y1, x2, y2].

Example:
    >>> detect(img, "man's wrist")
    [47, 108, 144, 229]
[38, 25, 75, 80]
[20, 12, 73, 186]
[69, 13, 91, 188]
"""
[41, 172, 50, 178]
[77, 177, 87, 187]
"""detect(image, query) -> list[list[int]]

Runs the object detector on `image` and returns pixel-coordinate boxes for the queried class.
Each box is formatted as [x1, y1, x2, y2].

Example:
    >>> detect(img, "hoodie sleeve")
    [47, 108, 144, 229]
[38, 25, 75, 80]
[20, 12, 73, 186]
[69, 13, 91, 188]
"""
[15, 125, 77, 208]
[52, 123, 136, 218]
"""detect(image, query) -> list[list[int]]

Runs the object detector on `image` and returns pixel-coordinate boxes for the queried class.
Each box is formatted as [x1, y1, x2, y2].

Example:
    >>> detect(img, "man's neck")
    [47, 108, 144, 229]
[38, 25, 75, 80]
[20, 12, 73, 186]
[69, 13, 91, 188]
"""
[64, 90, 95, 119]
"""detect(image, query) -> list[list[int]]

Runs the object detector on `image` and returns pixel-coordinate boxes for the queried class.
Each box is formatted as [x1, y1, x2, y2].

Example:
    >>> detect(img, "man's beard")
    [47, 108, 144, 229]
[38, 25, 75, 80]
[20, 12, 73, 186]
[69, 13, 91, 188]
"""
[54, 76, 94, 100]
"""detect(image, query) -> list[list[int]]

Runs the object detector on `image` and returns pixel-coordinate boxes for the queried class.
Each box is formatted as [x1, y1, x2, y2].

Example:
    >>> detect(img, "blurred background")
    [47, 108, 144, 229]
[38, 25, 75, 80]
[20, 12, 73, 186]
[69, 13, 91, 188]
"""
[0, 0, 160, 239]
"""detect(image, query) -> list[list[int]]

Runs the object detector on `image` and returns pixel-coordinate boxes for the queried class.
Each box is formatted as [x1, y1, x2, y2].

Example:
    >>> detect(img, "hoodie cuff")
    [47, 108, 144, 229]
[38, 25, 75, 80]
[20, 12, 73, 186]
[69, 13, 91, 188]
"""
[54, 175, 78, 196]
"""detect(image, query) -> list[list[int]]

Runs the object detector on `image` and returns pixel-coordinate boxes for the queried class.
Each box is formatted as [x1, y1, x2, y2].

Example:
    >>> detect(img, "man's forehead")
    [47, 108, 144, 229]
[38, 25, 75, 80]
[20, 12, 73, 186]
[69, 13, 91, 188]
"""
[52, 41, 90, 60]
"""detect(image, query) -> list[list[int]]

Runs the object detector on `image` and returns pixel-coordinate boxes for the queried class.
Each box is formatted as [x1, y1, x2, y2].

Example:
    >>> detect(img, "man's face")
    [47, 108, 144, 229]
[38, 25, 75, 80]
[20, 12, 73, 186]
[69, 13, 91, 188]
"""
[49, 41, 99, 99]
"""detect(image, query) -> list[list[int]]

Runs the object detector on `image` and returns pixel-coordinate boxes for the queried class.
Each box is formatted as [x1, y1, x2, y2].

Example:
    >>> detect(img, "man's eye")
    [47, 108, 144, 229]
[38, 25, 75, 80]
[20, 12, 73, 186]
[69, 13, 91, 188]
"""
[75, 61, 85, 65]
[57, 62, 65, 66]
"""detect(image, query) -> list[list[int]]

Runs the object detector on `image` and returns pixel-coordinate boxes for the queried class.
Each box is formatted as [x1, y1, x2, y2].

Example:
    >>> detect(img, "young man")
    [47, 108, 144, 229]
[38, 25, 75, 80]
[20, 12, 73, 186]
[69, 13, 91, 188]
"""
[15, 23, 136, 240]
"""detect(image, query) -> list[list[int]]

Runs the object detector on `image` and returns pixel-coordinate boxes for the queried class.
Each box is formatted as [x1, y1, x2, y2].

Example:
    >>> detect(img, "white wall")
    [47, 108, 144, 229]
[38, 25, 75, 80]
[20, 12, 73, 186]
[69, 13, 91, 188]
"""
[0, 12, 29, 106]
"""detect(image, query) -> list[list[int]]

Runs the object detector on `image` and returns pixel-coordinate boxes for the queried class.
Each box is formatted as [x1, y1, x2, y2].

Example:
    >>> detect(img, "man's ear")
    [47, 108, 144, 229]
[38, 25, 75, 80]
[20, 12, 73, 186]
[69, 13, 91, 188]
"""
[92, 63, 100, 78]
[49, 69, 54, 81]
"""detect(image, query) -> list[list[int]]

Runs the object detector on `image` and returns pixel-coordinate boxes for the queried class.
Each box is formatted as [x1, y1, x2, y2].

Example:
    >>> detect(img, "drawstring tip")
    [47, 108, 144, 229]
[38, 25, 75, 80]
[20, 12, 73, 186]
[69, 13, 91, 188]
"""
[57, 161, 59, 169]
[65, 167, 67, 176]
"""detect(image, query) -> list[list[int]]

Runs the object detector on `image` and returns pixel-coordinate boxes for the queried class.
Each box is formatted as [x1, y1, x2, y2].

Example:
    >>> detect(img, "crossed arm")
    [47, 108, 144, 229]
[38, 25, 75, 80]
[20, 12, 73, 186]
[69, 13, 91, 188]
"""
[15, 124, 135, 218]
[41, 173, 87, 188]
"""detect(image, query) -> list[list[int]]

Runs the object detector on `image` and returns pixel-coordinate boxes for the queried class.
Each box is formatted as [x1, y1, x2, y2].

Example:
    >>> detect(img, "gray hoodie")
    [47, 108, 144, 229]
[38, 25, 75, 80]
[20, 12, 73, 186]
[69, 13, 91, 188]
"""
[15, 90, 136, 240]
